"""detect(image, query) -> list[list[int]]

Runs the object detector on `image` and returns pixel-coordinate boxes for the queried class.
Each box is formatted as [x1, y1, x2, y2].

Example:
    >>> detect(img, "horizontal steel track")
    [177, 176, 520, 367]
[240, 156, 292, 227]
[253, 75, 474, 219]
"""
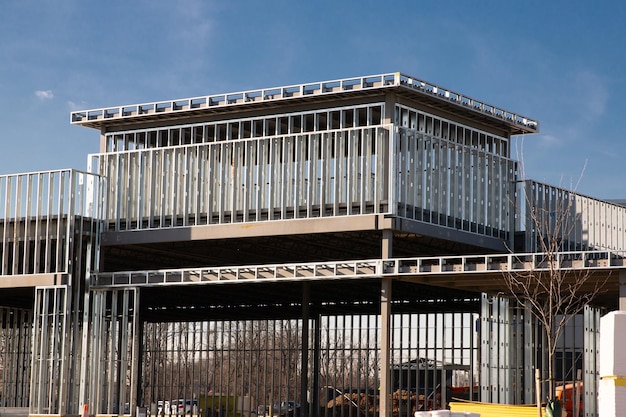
[71, 72, 538, 132]
[92, 250, 626, 288]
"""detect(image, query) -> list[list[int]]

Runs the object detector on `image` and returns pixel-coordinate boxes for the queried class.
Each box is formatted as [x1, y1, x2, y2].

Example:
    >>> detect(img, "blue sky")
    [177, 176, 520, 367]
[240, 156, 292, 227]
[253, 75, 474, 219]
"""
[1, 1, 624, 199]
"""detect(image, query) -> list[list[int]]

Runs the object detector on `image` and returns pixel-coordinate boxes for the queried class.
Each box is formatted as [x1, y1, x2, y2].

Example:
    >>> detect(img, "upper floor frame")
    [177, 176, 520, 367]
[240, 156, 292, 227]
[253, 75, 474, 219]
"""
[66, 72, 626, 255]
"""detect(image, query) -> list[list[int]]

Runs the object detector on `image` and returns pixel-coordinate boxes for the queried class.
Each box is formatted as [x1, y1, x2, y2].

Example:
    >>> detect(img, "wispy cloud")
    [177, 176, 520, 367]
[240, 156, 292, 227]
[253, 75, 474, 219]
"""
[67, 100, 87, 111]
[35, 90, 54, 100]
[571, 70, 608, 120]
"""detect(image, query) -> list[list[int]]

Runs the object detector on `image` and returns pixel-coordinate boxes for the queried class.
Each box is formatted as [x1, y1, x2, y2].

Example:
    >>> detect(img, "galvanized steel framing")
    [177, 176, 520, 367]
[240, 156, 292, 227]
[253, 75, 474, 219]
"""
[87, 288, 140, 416]
[70, 73, 538, 134]
[0, 73, 618, 417]
[0, 170, 103, 277]
[91, 250, 625, 287]
[0, 170, 104, 415]
[521, 180, 626, 252]
[0, 307, 32, 407]
[91, 101, 519, 244]
[112, 312, 480, 416]
[91, 126, 390, 231]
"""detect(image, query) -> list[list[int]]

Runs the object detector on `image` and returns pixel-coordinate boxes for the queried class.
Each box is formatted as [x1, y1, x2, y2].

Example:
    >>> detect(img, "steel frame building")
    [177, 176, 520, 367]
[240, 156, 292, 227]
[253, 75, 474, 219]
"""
[0, 72, 624, 417]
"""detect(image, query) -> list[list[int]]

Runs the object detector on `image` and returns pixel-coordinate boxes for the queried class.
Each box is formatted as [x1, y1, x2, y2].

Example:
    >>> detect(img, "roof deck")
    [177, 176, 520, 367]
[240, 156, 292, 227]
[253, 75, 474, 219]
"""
[71, 72, 539, 134]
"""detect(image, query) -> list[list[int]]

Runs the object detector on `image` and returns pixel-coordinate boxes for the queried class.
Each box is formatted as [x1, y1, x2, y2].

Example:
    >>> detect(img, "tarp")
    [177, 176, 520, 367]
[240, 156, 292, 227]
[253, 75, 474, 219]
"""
[449, 400, 545, 417]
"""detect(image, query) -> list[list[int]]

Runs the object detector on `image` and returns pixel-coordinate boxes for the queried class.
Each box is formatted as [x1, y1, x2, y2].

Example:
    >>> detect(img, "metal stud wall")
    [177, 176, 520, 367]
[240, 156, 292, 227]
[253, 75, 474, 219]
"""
[0, 307, 32, 407]
[91, 127, 390, 231]
[92, 102, 518, 241]
[141, 319, 309, 417]
[0, 170, 104, 415]
[30, 286, 71, 415]
[479, 294, 601, 415]
[103, 105, 384, 153]
[390, 313, 478, 412]
[395, 105, 510, 156]
[521, 180, 626, 252]
[395, 127, 515, 239]
[583, 306, 600, 417]
[77, 283, 604, 416]
[480, 294, 514, 404]
[134, 312, 478, 416]
[88, 288, 140, 416]
[0, 170, 103, 276]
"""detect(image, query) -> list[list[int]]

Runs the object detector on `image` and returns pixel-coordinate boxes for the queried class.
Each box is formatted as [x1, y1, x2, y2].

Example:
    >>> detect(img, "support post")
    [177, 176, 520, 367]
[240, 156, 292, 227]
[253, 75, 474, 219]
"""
[79, 241, 93, 415]
[130, 289, 141, 416]
[379, 230, 393, 417]
[380, 278, 392, 417]
[619, 270, 626, 310]
[301, 282, 310, 417]
[312, 315, 321, 417]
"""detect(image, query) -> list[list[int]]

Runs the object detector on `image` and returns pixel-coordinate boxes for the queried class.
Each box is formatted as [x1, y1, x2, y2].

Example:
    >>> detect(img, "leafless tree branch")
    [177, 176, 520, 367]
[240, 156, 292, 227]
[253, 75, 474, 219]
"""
[502, 160, 608, 398]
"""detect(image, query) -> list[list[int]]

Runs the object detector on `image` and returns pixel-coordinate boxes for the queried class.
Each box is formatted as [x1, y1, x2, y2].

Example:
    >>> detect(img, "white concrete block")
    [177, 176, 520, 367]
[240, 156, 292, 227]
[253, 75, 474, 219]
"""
[600, 311, 626, 376]
[598, 377, 626, 416]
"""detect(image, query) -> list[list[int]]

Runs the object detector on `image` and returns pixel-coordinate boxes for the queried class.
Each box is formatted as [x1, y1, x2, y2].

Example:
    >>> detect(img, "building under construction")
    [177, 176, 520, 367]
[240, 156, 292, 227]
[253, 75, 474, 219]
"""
[0, 72, 624, 417]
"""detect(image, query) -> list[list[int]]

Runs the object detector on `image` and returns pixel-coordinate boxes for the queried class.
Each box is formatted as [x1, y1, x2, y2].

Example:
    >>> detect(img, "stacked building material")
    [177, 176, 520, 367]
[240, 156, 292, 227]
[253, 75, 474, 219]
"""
[599, 311, 626, 416]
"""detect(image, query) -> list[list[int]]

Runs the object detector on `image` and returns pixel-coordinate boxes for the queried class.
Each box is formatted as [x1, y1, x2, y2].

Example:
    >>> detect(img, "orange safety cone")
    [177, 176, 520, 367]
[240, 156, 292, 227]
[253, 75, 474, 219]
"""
[82, 404, 89, 417]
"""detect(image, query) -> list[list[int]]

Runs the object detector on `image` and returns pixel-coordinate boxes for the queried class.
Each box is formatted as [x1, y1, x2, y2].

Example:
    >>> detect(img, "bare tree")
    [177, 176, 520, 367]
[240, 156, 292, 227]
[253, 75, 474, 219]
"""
[502, 171, 608, 401]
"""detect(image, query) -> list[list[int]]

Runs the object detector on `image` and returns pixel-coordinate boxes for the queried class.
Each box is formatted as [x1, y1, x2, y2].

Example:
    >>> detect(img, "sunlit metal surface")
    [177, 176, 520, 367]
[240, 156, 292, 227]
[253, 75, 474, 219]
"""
[1, 70, 620, 417]
[71, 73, 538, 133]
[92, 250, 625, 287]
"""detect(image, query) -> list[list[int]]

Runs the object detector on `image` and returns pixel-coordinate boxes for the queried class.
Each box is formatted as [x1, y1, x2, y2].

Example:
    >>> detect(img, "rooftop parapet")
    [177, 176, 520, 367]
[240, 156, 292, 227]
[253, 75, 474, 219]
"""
[71, 72, 539, 134]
